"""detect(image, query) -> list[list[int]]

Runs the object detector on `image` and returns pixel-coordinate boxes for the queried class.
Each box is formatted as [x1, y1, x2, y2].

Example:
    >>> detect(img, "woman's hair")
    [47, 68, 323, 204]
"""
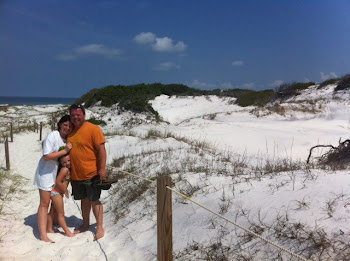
[57, 115, 70, 131]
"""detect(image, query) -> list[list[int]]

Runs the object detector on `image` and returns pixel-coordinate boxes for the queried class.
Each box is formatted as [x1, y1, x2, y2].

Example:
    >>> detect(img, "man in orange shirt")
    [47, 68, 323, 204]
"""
[68, 104, 107, 240]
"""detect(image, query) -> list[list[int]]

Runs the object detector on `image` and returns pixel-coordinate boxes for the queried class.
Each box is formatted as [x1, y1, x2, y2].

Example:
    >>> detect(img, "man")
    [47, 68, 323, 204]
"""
[68, 104, 107, 240]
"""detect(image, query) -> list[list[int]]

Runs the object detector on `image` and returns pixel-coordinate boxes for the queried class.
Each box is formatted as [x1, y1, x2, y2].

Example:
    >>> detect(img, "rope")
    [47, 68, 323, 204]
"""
[114, 168, 155, 183]
[114, 168, 311, 261]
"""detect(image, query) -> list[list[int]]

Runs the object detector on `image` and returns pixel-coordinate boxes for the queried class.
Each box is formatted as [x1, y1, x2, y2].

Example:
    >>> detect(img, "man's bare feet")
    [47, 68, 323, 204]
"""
[94, 228, 104, 241]
[40, 237, 55, 243]
[74, 224, 89, 234]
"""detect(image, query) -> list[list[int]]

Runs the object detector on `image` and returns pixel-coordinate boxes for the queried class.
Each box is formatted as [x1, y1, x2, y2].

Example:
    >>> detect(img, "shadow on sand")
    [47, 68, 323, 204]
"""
[24, 213, 83, 239]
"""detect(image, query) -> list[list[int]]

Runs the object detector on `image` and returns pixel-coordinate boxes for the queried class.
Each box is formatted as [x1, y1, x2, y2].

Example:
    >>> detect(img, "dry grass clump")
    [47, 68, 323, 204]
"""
[251, 99, 324, 118]
[0, 168, 26, 215]
[175, 206, 350, 261]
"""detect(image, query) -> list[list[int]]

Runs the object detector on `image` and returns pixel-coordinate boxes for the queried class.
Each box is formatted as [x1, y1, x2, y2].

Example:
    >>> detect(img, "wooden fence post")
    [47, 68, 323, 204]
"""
[39, 122, 43, 141]
[10, 122, 13, 142]
[5, 136, 10, 170]
[157, 176, 173, 261]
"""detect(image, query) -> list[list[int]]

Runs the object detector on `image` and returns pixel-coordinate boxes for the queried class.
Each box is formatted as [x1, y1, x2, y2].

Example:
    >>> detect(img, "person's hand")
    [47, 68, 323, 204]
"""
[65, 142, 72, 152]
[98, 168, 107, 180]
[64, 191, 69, 198]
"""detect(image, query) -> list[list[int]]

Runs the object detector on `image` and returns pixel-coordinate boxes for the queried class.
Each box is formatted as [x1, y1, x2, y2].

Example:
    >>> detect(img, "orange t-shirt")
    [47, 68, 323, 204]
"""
[67, 122, 105, 181]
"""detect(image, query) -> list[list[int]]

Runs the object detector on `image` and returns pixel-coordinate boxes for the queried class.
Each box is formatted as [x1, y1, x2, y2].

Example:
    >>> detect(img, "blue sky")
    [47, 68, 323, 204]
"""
[1, 0, 350, 98]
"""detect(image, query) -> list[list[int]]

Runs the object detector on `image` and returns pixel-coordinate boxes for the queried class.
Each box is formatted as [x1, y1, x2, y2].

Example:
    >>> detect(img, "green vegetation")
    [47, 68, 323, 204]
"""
[335, 74, 350, 91]
[0, 106, 8, 112]
[73, 76, 350, 116]
[318, 77, 340, 88]
[0, 168, 25, 215]
[76, 83, 202, 111]
[235, 89, 275, 107]
[76, 83, 278, 115]
[275, 82, 315, 100]
[87, 117, 107, 126]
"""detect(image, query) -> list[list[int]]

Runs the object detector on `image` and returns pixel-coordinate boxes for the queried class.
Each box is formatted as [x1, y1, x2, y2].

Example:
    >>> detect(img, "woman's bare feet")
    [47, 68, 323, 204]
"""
[40, 236, 55, 243]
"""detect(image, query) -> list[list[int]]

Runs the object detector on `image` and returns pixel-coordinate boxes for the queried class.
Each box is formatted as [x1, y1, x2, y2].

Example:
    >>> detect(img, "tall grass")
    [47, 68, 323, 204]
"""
[0, 168, 26, 215]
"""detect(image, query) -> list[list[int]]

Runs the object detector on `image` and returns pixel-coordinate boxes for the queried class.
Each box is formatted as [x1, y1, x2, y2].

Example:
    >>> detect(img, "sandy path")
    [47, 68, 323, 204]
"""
[0, 131, 112, 261]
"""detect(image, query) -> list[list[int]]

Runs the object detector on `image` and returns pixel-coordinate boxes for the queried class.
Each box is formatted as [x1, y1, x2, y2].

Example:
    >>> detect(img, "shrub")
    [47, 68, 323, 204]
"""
[87, 117, 107, 126]
[235, 89, 275, 107]
[318, 78, 340, 88]
[335, 74, 350, 91]
[76, 83, 278, 116]
[76, 84, 204, 117]
[275, 82, 315, 100]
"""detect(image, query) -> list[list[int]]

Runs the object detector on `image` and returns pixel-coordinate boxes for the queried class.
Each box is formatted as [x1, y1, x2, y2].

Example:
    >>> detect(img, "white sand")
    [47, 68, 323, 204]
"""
[1, 85, 350, 260]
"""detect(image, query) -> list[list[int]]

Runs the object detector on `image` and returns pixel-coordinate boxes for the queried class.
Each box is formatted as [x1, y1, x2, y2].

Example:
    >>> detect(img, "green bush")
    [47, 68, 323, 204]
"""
[88, 117, 107, 126]
[318, 78, 340, 88]
[77, 83, 204, 112]
[0, 106, 8, 112]
[75, 83, 281, 115]
[235, 89, 275, 107]
[275, 82, 315, 100]
[335, 74, 350, 91]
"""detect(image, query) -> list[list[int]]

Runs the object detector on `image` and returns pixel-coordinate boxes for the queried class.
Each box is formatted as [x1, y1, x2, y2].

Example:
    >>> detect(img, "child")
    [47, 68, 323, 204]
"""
[47, 154, 75, 237]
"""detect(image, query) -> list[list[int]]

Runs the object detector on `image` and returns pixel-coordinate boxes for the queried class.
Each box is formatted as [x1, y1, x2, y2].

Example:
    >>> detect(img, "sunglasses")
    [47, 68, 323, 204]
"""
[69, 104, 85, 114]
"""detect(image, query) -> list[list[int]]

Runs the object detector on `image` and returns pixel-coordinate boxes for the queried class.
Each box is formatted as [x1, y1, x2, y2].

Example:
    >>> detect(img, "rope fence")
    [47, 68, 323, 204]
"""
[1, 121, 45, 170]
[112, 167, 311, 261]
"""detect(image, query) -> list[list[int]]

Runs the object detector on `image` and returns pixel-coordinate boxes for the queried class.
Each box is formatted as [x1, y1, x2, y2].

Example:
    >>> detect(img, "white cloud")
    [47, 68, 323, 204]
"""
[304, 77, 311, 83]
[153, 62, 180, 71]
[221, 82, 234, 89]
[272, 80, 284, 87]
[56, 44, 122, 61]
[55, 54, 76, 61]
[134, 32, 187, 52]
[189, 80, 217, 89]
[75, 44, 121, 56]
[320, 72, 338, 81]
[133, 32, 156, 44]
[232, 60, 244, 66]
[241, 82, 255, 89]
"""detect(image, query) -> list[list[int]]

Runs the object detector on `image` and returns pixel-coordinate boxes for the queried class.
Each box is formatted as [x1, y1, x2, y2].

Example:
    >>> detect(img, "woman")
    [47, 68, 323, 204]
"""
[33, 115, 72, 243]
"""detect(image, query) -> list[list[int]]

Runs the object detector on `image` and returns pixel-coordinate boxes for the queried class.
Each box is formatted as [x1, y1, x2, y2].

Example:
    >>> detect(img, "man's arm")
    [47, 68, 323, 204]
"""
[95, 143, 107, 180]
